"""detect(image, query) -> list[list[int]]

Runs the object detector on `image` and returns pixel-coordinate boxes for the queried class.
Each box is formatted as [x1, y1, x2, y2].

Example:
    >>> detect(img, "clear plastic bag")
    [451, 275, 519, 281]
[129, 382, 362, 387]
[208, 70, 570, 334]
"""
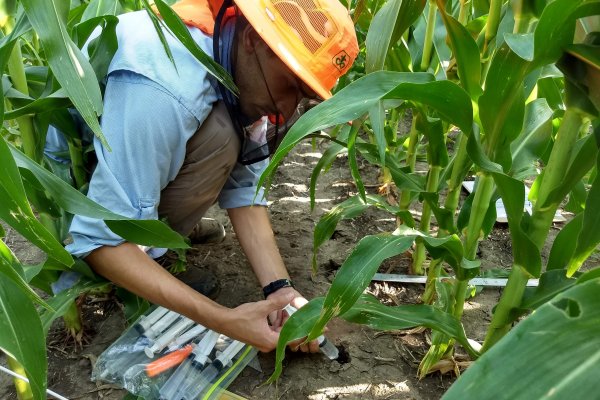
[92, 306, 258, 400]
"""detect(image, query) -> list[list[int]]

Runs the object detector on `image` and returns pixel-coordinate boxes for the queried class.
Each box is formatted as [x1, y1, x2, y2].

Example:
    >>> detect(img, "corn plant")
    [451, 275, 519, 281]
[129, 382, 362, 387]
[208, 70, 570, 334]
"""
[261, 0, 600, 396]
[0, 0, 230, 398]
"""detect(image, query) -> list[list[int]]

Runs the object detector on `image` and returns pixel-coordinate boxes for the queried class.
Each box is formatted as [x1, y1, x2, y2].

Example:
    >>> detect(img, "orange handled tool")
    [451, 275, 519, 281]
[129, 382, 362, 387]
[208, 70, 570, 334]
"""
[145, 344, 194, 378]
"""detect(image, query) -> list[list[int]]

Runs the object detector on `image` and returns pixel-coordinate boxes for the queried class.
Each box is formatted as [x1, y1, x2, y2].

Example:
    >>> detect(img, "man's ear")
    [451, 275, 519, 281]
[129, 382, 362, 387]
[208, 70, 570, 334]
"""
[240, 24, 260, 53]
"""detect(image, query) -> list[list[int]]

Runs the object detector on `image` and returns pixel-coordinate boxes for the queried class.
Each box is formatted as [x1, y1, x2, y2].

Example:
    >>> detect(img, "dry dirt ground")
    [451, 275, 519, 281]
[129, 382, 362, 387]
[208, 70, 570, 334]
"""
[1, 141, 591, 400]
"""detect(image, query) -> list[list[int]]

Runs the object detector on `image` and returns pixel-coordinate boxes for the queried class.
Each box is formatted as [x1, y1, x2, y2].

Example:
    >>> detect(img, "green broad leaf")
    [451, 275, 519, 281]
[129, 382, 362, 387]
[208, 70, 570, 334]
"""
[9, 144, 190, 249]
[152, 0, 237, 94]
[268, 297, 325, 383]
[368, 101, 387, 166]
[341, 294, 476, 356]
[309, 126, 349, 210]
[577, 267, 600, 285]
[509, 98, 554, 180]
[479, 44, 529, 165]
[260, 71, 436, 188]
[567, 161, 600, 276]
[396, 226, 480, 280]
[504, 33, 534, 61]
[545, 124, 600, 206]
[0, 13, 33, 127]
[443, 278, 600, 400]
[0, 273, 47, 400]
[40, 280, 108, 334]
[313, 195, 370, 272]
[347, 120, 366, 202]
[537, 77, 565, 112]
[564, 180, 587, 214]
[308, 234, 416, 340]
[436, 1, 482, 99]
[421, 192, 456, 234]
[520, 269, 577, 311]
[416, 113, 448, 168]
[141, 0, 178, 75]
[365, 0, 403, 73]
[0, 137, 73, 266]
[532, 0, 596, 67]
[0, 240, 51, 310]
[80, 0, 120, 22]
[357, 143, 427, 192]
[493, 173, 542, 277]
[75, 15, 119, 81]
[3, 89, 71, 120]
[105, 219, 190, 249]
[365, 0, 425, 72]
[383, 80, 473, 134]
[20, 0, 108, 149]
[547, 213, 584, 270]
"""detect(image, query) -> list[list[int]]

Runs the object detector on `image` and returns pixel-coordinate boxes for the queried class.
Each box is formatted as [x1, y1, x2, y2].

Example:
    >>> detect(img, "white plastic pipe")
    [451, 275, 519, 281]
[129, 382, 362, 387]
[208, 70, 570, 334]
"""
[0, 365, 69, 400]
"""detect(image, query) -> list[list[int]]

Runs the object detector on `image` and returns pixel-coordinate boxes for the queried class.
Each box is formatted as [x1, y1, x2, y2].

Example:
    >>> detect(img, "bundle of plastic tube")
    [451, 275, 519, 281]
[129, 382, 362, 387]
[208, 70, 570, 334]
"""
[92, 306, 257, 400]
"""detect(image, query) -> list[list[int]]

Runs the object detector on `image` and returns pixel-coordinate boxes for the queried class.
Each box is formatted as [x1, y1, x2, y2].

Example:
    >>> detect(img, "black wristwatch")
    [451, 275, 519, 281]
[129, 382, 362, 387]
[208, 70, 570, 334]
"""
[262, 278, 294, 298]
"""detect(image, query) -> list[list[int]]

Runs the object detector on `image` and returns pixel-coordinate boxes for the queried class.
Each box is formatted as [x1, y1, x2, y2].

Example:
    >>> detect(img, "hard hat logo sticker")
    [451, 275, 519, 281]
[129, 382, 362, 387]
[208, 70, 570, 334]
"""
[333, 50, 350, 71]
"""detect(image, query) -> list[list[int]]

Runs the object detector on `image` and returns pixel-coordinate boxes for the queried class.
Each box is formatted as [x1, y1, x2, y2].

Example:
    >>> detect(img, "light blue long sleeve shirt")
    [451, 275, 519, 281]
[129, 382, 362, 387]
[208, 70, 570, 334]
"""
[46, 11, 267, 259]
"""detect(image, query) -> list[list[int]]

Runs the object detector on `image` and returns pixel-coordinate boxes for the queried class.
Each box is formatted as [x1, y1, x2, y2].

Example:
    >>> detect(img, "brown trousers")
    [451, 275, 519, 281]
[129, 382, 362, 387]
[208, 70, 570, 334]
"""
[158, 102, 240, 236]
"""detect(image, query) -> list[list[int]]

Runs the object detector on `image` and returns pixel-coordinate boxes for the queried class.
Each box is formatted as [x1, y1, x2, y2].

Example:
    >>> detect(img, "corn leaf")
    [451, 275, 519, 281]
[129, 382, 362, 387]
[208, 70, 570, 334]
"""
[567, 158, 600, 276]
[547, 214, 584, 271]
[0, 240, 51, 310]
[0, 137, 73, 266]
[0, 12, 33, 129]
[544, 123, 600, 206]
[80, 0, 120, 22]
[3, 89, 71, 120]
[368, 101, 387, 166]
[260, 72, 473, 190]
[443, 278, 600, 400]
[520, 269, 577, 312]
[341, 294, 476, 356]
[40, 280, 108, 334]
[0, 273, 47, 400]
[532, 0, 595, 67]
[366, 0, 426, 73]
[309, 125, 350, 210]
[436, 1, 482, 99]
[509, 98, 554, 180]
[20, 0, 107, 149]
[9, 144, 190, 249]
[307, 234, 416, 340]
[347, 120, 366, 202]
[152, 0, 237, 94]
[479, 44, 528, 170]
[267, 297, 325, 383]
[365, 0, 403, 72]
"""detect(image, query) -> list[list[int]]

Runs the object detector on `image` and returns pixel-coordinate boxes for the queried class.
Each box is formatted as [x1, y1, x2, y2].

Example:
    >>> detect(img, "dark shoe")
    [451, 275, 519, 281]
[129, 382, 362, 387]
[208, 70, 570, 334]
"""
[175, 266, 220, 300]
[188, 218, 226, 245]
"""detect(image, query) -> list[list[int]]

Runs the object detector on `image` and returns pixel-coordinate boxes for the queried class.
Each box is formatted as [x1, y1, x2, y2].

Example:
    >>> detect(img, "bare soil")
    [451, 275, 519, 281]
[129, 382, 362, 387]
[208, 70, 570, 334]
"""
[2, 141, 592, 400]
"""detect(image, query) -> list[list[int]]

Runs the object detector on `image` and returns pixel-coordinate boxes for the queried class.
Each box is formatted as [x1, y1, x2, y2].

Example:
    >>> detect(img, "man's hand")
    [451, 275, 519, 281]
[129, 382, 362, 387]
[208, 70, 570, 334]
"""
[267, 287, 321, 353]
[219, 290, 296, 352]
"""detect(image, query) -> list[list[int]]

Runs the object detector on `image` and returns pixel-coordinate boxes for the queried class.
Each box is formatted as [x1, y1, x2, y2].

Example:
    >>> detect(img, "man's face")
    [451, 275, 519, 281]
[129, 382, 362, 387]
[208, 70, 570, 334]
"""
[235, 26, 318, 122]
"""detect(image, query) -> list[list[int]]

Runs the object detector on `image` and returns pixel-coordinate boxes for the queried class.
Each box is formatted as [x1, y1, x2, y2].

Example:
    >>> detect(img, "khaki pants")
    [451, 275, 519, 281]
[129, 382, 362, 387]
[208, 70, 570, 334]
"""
[158, 102, 240, 236]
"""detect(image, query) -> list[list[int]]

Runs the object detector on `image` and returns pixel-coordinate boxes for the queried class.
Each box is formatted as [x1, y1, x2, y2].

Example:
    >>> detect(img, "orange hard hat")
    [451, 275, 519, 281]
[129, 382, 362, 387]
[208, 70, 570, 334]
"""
[232, 0, 359, 100]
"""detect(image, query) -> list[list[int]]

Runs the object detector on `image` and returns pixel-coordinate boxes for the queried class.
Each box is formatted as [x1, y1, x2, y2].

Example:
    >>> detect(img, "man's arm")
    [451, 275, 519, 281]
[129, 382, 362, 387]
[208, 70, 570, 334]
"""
[85, 243, 293, 352]
[227, 205, 320, 353]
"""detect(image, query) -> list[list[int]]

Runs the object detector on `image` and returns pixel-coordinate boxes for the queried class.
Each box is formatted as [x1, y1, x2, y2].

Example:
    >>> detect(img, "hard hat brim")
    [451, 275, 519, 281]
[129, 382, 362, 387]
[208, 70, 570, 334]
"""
[233, 0, 333, 100]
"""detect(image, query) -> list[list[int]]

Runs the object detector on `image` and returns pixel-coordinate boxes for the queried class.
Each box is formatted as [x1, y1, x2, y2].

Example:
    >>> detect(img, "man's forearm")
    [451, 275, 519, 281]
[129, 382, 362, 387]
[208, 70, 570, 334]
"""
[227, 205, 290, 287]
[85, 242, 230, 331]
